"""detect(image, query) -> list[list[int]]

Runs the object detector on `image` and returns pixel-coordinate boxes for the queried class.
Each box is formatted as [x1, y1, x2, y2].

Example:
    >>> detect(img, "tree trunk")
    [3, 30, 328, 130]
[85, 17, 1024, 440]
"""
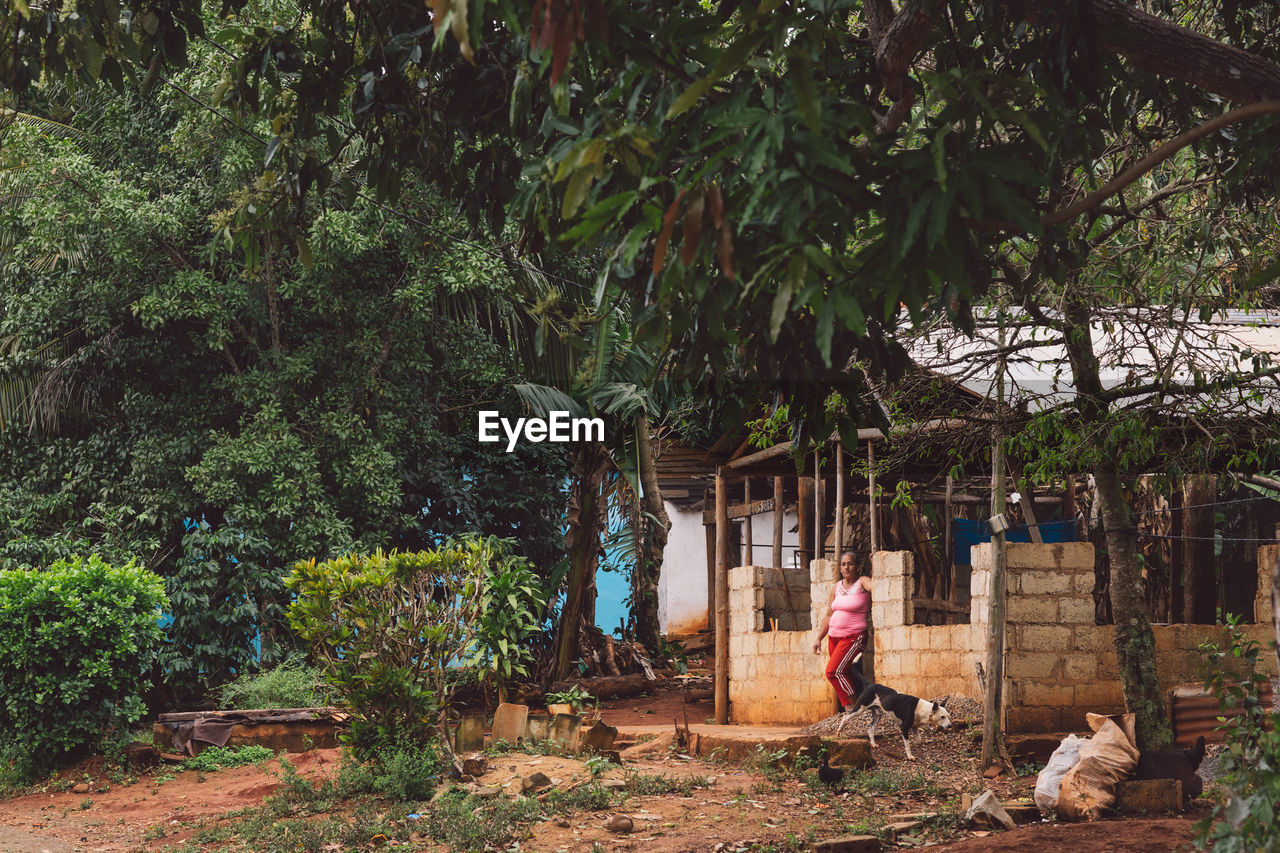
[1093, 460, 1172, 751]
[1063, 304, 1171, 753]
[634, 415, 670, 652]
[1183, 474, 1217, 624]
[555, 441, 609, 681]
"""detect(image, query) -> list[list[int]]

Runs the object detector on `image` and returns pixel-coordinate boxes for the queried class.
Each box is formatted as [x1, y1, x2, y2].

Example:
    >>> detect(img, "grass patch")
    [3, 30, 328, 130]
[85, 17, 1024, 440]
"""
[183, 745, 275, 772]
[215, 655, 334, 710]
[623, 771, 713, 796]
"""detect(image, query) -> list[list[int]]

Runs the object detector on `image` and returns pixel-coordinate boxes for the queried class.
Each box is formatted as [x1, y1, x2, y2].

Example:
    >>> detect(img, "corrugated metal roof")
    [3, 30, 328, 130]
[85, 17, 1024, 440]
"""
[1169, 682, 1275, 747]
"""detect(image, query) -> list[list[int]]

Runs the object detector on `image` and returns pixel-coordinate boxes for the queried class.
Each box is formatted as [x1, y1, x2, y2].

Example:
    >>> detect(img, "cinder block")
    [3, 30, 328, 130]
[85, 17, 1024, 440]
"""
[811, 835, 881, 853]
[873, 550, 911, 579]
[1073, 571, 1097, 595]
[1005, 651, 1058, 679]
[1058, 597, 1096, 624]
[1019, 571, 1073, 596]
[1022, 682, 1076, 706]
[823, 738, 874, 768]
[1076, 680, 1125, 706]
[1074, 625, 1108, 652]
[1115, 778, 1182, 814]
[1006, 597, 1058, 623]
[1007, 542, 1094, 572]
[1061, 653, 1097, 682]
[971, 543, 995, 572]
[1020, 624, 1073, 652]
[1006, 706, 1057, 733]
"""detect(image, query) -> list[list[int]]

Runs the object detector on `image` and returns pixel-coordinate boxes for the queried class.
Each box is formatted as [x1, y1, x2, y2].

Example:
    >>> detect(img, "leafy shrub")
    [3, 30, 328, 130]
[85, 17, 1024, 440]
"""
[161, 520, 279, 700]
[333, 735, 444, 801]
[1195, 618, 1280, 852]
[215, 654, 334, 710]
[0, 555, 167, 763]
[286, 536, 543, 752]
[183, 745, 275, 772]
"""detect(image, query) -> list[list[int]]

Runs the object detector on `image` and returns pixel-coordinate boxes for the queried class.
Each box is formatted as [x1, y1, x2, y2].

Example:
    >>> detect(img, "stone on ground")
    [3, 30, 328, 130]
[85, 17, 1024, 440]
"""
[964, 789, 1016, 830]
[1114, 778, 1182, 813]
[810, 835, 881, 853]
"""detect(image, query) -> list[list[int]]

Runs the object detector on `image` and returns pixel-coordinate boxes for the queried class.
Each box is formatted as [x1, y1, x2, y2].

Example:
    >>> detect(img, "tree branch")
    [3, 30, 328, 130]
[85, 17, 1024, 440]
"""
[1042, 101, 1280, 226]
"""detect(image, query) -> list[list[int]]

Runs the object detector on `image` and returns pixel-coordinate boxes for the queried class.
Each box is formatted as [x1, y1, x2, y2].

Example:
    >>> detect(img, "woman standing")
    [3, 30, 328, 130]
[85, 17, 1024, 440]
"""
[812, 551, 872, 709]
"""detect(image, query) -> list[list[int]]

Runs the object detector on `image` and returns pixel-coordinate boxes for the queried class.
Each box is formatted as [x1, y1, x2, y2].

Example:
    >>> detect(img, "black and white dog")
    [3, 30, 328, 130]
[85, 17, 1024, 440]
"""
[837, 683, 952, 760]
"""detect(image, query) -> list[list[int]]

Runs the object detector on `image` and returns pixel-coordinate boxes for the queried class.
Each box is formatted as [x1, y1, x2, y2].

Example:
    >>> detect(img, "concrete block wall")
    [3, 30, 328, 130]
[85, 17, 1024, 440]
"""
[726, 543, 1277, 731]
[728, 563, 833, 724]
[872, 550, 983, 704]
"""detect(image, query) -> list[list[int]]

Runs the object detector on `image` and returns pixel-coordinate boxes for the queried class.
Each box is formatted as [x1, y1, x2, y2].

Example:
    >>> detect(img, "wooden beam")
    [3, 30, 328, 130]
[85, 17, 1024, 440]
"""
[835, 441, 845, 559]
[705, 524, 715, 632]
[723, 441, 794, 471]
[797, 478, 814, 568]
[715, 469, 730, 725]
[814, 450, 824, 562]
[868, 441, 880, 555]
[772, 476, 784, 569]
[701, 497, 777, 525]
[743, 478, 753, 566]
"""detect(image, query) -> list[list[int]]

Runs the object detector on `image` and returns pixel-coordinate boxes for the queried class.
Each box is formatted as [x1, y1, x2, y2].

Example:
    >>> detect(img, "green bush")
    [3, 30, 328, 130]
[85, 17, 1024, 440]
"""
[0, 555, 167, 763]
[1196, 617, 1280, 852]
[183, 745, 275, 772]
[215, 654, 334, 710]
[286, 536, 544, 752]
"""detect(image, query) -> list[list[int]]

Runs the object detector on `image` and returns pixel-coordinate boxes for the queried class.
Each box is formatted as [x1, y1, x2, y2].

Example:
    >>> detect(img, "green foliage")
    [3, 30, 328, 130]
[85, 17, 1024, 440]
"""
[545, 684, 595, 712]
[214, 654, 333, 711]
[182, 745, 274, 772]
[0, 555, 166, 763]
[286, 537, 544, 751]
[466, 542, 547, 699]
[1195, 618, 1280, 852]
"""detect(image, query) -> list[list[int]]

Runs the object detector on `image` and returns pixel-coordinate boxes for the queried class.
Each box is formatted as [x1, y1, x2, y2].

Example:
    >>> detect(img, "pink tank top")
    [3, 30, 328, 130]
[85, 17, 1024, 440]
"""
[829, 579, 870, 637]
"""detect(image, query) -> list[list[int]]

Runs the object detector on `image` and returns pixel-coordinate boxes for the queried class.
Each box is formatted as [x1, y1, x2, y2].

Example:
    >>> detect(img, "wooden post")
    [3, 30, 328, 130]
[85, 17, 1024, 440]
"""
[743, 478, 753, 566]
[773, 476, 784, 569]
[944, 475, 954, 599]
[983, 324, 1008, 769]
[814, 450, 824, 562]
[1014, 468, 1044, 544]
[1170, 485, 1184, 623]
[798, 477, 814, 568]
[868, 441, 880, 555]
[705, 523, 716, 632]
[715, 468, 730, 725]
[835, 441, 845, 559]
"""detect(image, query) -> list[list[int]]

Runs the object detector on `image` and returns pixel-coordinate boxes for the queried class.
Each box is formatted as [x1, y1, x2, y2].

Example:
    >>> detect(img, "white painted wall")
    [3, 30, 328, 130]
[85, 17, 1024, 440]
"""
[657, 502, 801, 635]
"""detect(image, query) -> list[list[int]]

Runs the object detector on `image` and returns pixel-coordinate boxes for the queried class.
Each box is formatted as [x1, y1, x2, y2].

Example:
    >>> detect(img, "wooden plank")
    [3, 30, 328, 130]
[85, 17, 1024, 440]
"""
[743, 478, 753, 566]
[701, 497, 776, 525]
[814, 449, 824, 562]
[868, 441, 879, 555]
[714, 469, 730, 725]
[772, 476, 784, 569]
[835, 441, 845, 559]
[798, 477, 814, 568]
[913, 597, 967, 613]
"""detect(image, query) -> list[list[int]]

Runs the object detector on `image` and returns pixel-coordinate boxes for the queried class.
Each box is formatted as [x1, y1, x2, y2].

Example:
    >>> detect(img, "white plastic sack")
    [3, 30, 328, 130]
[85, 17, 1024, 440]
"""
[1034, 733, 1084, 812]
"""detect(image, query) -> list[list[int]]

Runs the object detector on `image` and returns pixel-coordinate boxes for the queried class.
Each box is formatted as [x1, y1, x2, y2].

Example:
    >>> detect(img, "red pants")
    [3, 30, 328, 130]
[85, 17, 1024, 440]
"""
[826, 633, 866, 707]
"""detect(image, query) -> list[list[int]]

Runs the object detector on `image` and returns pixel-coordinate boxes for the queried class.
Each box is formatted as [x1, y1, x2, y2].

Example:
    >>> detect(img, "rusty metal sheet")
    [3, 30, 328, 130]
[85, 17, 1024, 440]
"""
[1169, 682, 1274, 747]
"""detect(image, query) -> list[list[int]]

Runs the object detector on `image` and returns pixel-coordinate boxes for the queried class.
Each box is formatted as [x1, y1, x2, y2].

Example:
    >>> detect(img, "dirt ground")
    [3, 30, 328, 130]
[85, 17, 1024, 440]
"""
[0, 681, 1209, 853]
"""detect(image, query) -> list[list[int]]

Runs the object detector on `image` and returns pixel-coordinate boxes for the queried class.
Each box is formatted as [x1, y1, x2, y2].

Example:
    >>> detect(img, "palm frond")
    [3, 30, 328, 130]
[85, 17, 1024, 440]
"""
[512, 383, 588, 419]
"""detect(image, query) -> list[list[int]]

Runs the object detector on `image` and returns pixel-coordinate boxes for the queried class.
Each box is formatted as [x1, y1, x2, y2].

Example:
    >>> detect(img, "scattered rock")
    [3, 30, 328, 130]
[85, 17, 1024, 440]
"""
[554, 818, 571, 828]
[600, 778, 627, 790]
[1003, 802, 1041, 824]
[581, 719, 619, 752]
[810, 834, 881, 852]
[491, 703, 530, 745]
[605, 814, 634, 834]
[1114, 778, 1183, 814]
[125, 742, 159, 771]
[454, 716, 485, 753]
[461, 757, 488, 777]
[884, 820, 923, 839]
[964, 789, 1016, 830]
[521, 772, 553, 793]
[983, 763, 1007, 778]
[72, 783, 90, 795]
[471, 785, 503, 799]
